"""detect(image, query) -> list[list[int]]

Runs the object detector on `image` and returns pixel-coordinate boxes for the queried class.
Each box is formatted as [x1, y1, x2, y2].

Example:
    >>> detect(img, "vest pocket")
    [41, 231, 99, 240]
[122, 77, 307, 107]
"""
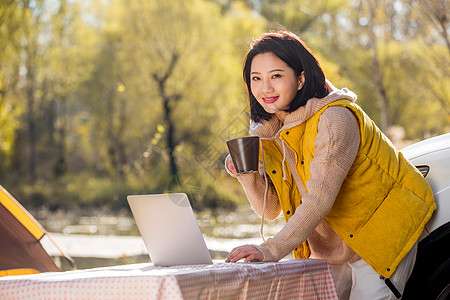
[348, 186, 429, 277]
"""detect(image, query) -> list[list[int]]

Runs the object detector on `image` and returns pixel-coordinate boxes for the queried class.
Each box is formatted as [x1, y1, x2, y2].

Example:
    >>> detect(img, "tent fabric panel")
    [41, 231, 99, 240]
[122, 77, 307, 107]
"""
[0, 186, 44, 240]
[0, 203, 60, 274]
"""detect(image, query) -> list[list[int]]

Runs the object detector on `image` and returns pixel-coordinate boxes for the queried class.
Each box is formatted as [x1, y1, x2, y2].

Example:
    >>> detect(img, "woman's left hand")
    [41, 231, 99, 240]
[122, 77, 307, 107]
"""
[225, 245, 264, 263]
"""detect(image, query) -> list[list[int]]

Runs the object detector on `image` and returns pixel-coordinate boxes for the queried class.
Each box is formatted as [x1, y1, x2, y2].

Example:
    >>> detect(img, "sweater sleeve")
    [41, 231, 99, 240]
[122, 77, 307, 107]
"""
[235, 166, 282, 221]
[255, 107, 361, 261]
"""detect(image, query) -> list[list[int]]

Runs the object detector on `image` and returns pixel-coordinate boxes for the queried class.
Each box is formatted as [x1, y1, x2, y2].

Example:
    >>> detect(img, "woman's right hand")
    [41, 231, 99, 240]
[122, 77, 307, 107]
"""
[225, 154, 238, 176]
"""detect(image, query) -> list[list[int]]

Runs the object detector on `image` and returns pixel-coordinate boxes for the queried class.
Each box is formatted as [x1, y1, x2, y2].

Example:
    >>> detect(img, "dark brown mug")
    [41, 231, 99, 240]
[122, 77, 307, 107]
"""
[226, 136, 260, 174]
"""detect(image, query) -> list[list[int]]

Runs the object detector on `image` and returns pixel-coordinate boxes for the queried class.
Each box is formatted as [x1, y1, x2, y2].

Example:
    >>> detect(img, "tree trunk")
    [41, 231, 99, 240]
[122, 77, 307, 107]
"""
[163, 95, 178, 179]
[116, 93, 128, 177]
[23, 0, 42, 182]
[25, 63, 37, 182]
[54, 96, 67, 177]
[366, 0, 389, 133]
[106, 89, 119, 174]
[153, 51, 180, 184]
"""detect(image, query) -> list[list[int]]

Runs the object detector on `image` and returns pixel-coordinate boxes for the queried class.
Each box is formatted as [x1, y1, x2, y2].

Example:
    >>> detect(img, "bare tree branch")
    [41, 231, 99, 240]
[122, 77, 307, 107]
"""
[418, 0, 450, 56]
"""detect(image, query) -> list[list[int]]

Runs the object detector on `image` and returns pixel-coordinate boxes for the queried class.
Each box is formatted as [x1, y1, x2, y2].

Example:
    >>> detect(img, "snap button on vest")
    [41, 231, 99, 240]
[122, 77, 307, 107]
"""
[286, 131, 290, 135]
[301, 161, 304, 165]
[286, 210, 290, 215]
[272, 170, 276, 174]
[350, 234, 354, 238]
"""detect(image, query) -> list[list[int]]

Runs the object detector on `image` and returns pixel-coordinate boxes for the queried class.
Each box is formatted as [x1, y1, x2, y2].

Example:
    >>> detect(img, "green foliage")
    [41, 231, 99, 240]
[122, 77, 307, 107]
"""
[0, 77, 20, 157]
[0, 1, 25, 173]
[0, 0, 448, 212]
[386, 42, 450, 139]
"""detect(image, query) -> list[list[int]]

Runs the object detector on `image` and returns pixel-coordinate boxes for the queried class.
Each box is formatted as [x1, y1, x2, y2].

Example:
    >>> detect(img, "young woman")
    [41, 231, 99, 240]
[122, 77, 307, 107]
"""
[224, 31, 435, 299]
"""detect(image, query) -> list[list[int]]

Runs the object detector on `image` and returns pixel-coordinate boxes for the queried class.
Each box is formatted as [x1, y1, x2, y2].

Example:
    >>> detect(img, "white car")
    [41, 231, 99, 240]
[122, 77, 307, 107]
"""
[401, 133, 450, 300]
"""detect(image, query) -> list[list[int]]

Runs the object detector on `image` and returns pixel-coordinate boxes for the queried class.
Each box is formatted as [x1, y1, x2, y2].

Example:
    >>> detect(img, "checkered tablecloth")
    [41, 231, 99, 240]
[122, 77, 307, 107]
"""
[0, 259, 338, 299]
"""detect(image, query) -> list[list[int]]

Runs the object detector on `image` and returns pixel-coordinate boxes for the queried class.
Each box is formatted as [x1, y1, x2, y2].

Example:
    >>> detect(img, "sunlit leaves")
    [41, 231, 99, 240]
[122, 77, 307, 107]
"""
[1, 0, 448, 207]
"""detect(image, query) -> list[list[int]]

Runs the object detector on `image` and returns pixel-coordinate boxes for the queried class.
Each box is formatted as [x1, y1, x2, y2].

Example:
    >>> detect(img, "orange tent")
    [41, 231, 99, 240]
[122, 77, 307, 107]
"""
[0, 185, 60, 277]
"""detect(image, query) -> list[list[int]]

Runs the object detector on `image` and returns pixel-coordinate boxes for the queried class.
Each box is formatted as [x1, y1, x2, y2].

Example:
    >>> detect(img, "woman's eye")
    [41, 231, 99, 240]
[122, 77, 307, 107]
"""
[272, 74, 281, 79]
[252, 76, 260, 81]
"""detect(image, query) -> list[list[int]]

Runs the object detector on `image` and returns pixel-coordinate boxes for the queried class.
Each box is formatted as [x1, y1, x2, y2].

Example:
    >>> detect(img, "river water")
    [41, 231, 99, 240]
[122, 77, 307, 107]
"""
[33, 205, 288, 270]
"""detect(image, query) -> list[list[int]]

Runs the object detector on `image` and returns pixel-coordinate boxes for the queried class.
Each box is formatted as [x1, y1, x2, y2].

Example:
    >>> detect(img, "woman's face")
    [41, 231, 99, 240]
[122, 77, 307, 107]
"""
[250, 52, 304, 122]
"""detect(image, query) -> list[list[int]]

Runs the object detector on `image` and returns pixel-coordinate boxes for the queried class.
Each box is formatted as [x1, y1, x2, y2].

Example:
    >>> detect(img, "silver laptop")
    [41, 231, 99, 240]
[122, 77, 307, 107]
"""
[127, 193, 213, 266]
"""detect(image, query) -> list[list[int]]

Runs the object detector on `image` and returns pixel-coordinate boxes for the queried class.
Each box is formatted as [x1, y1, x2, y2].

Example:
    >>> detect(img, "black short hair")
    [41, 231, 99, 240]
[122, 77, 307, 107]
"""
[243, 31, 330, 123]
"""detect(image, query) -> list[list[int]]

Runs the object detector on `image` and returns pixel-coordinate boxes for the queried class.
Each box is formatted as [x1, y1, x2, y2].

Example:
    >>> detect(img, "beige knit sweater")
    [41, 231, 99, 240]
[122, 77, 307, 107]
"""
[229, 90, 362, 264]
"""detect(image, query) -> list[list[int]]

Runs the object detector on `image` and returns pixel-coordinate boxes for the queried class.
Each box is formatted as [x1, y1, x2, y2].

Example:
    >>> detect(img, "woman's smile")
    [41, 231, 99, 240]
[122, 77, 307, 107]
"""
[262, 96, 279, 104]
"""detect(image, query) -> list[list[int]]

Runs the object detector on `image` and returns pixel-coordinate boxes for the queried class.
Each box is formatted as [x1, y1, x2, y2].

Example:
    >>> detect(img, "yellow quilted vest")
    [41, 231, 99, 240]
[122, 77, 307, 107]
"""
[261, 100, 435, 278]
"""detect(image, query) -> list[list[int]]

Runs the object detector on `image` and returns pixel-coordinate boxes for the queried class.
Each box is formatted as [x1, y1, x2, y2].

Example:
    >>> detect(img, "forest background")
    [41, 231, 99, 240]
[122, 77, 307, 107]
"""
[1, 0, 449, 217]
